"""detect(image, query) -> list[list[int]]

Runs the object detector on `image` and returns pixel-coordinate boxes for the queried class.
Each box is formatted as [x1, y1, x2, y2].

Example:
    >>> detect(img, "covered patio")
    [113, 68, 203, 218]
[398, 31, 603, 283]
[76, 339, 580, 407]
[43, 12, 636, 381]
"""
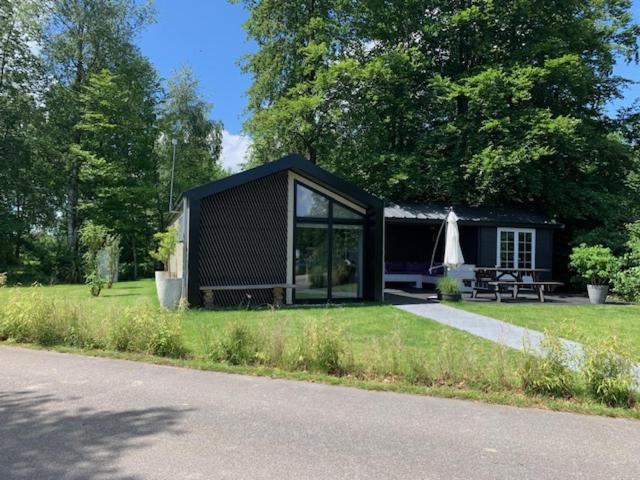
[384, 286, 593, 306]
[384, 203, 562, 291]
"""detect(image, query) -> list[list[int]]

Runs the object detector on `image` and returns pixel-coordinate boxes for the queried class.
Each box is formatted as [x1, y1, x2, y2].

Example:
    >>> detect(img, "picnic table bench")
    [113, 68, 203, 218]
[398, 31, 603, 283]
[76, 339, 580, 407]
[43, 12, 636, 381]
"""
[468, 267, 563, 303]
[488, 281, 564, 303]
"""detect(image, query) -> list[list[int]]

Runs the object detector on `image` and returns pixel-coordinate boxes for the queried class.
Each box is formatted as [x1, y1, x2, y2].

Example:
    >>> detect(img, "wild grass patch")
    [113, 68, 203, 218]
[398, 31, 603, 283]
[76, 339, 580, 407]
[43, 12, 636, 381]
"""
[0, 288, 186, 358]
[2, 283, 639, 416]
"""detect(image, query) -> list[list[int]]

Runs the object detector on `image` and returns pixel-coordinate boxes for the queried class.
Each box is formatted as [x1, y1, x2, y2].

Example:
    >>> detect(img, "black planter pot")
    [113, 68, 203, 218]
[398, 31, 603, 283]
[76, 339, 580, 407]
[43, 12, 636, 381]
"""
[440, 293, 461, 302]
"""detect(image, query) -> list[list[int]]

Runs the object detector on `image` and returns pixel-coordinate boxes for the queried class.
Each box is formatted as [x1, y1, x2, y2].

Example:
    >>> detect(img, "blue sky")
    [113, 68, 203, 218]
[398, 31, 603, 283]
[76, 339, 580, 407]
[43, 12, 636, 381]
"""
[137, 0, 640, 171]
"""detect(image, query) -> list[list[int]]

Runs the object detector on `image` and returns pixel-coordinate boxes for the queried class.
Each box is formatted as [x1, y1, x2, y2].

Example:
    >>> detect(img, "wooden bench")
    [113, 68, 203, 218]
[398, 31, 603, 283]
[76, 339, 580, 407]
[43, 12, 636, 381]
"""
[488, 281, 563, 303]
[199, 284, 296, 307]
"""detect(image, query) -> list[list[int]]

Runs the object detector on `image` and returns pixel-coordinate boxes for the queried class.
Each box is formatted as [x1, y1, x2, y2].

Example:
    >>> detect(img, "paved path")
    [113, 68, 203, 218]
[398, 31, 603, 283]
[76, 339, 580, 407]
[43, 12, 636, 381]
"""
[396, 303, 640, 380]
[2, 346, 640, 479]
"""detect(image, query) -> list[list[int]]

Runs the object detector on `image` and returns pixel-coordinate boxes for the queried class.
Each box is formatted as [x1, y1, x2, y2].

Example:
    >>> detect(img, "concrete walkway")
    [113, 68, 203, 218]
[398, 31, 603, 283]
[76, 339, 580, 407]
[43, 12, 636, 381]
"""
[396, 303, 640, 380]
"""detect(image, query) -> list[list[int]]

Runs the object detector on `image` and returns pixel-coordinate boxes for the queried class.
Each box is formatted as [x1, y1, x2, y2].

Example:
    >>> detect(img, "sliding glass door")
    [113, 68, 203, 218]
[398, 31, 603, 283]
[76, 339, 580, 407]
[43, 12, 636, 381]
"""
[331, 224, 363, 299]
[294, 183, 365, 302]
[295, 223, 330, 300]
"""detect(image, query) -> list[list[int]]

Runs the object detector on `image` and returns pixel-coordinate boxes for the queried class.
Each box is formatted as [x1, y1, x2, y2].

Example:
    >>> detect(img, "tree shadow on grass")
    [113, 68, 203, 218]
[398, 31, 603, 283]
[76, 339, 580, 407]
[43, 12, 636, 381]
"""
[0, 390, 189, 480]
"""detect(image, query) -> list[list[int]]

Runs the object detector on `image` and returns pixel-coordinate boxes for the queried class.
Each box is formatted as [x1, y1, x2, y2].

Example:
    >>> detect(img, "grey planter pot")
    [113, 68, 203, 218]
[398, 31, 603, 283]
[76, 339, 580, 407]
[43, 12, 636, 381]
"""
[155, 271, 182, 310]
[587, 284, 609, 305]
[441, 293, 462, 302]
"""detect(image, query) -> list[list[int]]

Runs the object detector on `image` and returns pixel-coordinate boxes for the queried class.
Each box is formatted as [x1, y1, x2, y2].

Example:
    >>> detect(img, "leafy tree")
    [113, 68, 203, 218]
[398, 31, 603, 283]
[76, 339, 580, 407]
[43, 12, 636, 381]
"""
[156, 66, 224, 217]
[234, 0, 352, 165]
[0, 0, 61, 273]
[239, 0, 640, 254]
[43, 0, 155, 256]
[79, 221, 109, 296]
[73, 60, 160, 280]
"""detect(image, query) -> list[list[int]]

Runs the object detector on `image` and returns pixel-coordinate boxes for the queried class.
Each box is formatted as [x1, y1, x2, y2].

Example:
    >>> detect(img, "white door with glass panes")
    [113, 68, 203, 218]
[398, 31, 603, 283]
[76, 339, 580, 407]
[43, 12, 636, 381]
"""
[496, 228, 536, 269]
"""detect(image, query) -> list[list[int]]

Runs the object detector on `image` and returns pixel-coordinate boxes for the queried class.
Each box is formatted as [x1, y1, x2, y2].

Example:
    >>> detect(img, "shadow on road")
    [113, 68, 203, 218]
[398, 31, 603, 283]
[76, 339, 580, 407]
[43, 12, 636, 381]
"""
[0, 390, 189, 480]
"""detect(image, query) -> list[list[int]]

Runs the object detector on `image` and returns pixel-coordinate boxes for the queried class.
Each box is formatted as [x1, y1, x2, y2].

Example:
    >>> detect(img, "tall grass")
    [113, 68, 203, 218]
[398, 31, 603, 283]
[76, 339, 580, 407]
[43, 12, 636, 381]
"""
[200, 316, 521, 392]
[1, 287, 637, 411]
[0, 288, 186, 358]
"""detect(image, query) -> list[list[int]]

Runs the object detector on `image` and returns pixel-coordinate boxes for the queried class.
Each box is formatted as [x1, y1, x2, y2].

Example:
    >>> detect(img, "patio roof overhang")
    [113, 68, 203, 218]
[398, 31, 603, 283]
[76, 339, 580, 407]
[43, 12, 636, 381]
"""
[385, 203, 564, 229]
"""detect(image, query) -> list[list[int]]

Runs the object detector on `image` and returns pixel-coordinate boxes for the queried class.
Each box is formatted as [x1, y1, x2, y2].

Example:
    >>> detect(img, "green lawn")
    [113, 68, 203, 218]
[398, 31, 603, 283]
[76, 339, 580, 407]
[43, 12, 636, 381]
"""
[454, 302, 640, 360]
[0, 279, 159, 313]
[0, 279, 515, 364]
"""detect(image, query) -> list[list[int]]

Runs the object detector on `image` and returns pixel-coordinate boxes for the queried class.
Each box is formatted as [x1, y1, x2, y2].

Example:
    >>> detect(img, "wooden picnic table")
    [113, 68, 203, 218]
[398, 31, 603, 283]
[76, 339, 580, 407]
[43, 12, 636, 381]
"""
[488, 280, 563, 303]
[470, 267, 562, 302]
[473, 267, 550, 282]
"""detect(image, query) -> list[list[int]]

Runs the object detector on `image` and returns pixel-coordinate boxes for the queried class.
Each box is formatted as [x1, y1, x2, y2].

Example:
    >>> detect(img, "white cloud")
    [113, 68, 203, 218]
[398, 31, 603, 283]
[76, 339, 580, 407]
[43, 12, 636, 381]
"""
[221, 130, 251, 172]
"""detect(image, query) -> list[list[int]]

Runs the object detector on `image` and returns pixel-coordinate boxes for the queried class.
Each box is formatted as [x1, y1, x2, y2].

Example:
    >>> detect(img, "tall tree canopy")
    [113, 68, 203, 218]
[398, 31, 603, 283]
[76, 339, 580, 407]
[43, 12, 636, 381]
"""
[239, 0, 640, 246]
[74, 58, 159, 279]
[156, 65, 225, 215]
[44, 0, 154, 257]
[0, 0, 225, 282]
[0, 0, 57, 267]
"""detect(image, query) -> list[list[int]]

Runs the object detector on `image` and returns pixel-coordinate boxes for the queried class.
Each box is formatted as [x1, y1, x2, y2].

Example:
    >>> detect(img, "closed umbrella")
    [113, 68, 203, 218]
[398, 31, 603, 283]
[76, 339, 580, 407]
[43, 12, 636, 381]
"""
[443, 210, 465, 268]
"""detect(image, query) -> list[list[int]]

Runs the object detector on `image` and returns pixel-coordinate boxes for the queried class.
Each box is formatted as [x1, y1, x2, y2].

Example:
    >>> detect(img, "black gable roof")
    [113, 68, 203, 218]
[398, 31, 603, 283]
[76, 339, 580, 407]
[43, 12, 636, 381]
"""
[183, 154, 383, 209]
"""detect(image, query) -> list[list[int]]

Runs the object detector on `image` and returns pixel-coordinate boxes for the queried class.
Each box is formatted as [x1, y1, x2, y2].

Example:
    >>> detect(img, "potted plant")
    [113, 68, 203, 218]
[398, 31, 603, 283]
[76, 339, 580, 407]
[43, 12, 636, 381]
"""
[570, 244, 620, 304]
[150, 227, 181, 309]
[437, 276, 462, 302]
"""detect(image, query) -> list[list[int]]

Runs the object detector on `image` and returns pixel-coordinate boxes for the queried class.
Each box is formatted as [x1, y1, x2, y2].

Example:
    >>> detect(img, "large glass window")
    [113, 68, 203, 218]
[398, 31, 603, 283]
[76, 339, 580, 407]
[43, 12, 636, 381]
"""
[497, 228, 535, 269]
[294, 182, 365, 302]
[296, 184, 329, 218]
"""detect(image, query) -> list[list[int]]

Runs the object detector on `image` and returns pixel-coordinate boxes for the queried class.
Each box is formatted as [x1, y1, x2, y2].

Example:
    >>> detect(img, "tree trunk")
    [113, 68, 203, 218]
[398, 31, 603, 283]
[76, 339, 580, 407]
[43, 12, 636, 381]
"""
[67, 157, 80, 254]
[308, 144, 317, 164]
[132, 235, 138, 280]
[67, 23, 86, 256]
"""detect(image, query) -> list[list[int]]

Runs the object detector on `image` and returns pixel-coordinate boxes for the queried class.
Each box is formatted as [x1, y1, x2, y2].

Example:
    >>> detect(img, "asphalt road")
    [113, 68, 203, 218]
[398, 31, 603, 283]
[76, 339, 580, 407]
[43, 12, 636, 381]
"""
[1, 347, 639, 480]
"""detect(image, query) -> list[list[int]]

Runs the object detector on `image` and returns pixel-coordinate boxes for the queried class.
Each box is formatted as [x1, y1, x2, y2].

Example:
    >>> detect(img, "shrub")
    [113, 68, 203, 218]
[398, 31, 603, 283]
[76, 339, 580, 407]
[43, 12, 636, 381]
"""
[613, 266, 640, 302]
[582, 339, 636, 408]
[569, 244, 620, 286]
[520, 335, 577, 398]
[436, 277, 461, 295]
[0, 272, 7, 287]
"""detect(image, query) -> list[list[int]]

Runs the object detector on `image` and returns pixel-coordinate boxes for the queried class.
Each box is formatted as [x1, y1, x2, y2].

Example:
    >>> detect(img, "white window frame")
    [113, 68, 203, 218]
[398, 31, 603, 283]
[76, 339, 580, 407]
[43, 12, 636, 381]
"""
[496, 228, 536, 269]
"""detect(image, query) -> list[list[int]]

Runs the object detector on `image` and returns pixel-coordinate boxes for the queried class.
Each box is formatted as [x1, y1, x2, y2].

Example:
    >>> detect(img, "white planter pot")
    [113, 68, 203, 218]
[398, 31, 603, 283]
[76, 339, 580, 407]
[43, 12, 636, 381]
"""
[587, 284, 609, 304]
[155, 271, 182, 310]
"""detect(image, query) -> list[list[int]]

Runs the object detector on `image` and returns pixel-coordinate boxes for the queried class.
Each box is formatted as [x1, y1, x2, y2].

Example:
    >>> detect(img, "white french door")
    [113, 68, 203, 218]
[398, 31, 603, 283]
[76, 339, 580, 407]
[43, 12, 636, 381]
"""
[496, 228, 536, 269]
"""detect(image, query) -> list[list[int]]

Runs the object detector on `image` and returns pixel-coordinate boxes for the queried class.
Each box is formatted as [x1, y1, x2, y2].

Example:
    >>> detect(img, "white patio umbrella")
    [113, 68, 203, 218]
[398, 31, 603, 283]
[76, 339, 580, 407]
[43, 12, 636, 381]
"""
[443, 210, 465, 269]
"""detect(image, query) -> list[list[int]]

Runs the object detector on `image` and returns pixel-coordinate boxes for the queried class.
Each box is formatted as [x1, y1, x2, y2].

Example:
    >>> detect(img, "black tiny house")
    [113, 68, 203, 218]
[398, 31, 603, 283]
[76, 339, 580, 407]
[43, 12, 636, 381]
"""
[172, 155, 385, 307]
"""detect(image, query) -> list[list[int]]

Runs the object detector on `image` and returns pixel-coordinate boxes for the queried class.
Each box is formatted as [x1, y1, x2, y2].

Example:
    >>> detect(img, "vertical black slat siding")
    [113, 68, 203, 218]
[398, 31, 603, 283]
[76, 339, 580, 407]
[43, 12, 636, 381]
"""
[478, 227, 498, 267]
[535, 228, 553, 280]
[198, 171, 288, 306]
